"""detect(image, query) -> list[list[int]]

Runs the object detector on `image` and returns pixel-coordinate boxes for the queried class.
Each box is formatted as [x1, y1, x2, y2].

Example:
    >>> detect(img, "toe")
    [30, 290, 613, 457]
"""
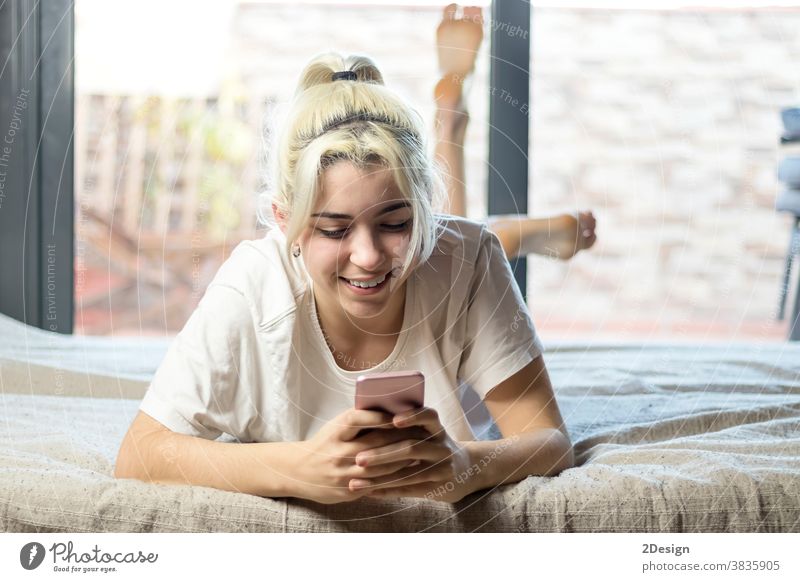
[579, 210, 596, 230]
[463, 6, 483, 24]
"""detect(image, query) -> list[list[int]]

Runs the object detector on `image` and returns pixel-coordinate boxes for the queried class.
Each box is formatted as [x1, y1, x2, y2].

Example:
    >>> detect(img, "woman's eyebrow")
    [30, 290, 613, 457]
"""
[310, 201, 411, 220]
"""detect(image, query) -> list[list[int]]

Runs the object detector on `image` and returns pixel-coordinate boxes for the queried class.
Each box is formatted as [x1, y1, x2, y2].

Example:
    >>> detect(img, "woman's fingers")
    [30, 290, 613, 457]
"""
[337, 409, 395, 441]
[355, 436, 444, 468]
[349, 407, 449, 467]
[351, 461, 450, 491]
[348, 459, 419, 486]
[355, 426, 431, 449]
[392, 406, 445, 438]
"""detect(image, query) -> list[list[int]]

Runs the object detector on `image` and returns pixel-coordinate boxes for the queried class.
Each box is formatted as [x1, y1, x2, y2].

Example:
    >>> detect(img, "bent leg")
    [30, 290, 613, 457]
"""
[432, 5, 598, 261]
[434, 4, 483, 217]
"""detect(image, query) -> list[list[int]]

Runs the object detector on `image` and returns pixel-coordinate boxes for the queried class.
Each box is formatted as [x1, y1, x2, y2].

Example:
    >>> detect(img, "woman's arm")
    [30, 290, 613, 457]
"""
[459, 430, 573, 492]
[115, 409, 434, 503]
[114, 411, 298, 497]
[464, 355, 575, 490]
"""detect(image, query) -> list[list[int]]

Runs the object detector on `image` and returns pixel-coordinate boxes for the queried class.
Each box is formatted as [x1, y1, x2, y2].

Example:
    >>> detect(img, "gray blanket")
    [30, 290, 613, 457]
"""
[0, 314, 798, 532]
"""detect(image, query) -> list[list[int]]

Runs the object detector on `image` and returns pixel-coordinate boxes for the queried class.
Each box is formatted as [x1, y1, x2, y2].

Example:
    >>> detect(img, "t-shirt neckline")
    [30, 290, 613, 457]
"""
[307, 275, 415, 379]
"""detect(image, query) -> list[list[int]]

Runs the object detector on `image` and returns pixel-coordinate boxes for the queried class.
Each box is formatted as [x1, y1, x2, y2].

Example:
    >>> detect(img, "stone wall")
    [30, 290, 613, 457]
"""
[526, 8, 800, 341]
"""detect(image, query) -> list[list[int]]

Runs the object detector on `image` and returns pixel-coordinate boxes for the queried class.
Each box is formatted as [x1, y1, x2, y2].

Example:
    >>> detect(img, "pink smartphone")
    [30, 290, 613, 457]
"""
[355, 370, 425, 415]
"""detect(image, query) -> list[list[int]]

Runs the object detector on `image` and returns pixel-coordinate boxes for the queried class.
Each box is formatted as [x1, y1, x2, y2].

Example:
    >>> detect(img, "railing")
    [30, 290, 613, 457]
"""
[74, 93, 275, 334]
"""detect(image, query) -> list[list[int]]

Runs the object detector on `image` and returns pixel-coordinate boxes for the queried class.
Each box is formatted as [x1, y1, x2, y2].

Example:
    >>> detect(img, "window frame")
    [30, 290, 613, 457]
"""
[488, 0, 531, 299]
[0, 0, 74, 333]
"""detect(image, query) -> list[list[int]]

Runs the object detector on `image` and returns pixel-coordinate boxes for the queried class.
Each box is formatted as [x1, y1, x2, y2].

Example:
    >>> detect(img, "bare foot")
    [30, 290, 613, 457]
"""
[434, 5, 484, 134]
[489, 211, 598, 260]
[543, 211, 597, 260]
[436, 4, 484, 77]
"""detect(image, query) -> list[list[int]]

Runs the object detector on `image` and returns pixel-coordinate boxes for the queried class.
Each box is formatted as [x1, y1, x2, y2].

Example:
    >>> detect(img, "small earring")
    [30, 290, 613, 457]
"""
[292, 244, 301, 258]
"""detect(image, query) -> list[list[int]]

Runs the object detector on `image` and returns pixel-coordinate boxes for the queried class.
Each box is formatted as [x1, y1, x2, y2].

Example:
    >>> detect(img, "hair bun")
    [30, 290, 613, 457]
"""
[295, 52, 384, 97]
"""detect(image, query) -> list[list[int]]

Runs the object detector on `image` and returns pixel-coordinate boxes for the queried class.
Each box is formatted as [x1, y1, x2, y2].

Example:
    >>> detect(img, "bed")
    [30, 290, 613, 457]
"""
[1, 312, 798, 532]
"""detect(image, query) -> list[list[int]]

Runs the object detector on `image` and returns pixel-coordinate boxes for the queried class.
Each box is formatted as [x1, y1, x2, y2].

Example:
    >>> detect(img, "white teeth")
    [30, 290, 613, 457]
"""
[346, 273, 387, 288]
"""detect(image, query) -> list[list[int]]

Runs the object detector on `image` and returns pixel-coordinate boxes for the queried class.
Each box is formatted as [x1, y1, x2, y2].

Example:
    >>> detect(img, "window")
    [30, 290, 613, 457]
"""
[73, 0, 494, 335]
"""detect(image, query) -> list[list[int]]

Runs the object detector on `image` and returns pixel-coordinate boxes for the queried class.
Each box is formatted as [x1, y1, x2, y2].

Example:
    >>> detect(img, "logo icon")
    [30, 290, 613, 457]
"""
[20, 542, 46, 570]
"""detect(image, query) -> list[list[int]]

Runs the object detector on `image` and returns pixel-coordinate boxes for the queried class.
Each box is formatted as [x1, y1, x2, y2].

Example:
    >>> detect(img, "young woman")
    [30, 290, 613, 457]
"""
[114, 52, 574, 505]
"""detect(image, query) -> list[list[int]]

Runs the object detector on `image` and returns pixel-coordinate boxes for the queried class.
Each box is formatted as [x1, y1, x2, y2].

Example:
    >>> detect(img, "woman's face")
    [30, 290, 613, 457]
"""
[298, 161, 414, 323]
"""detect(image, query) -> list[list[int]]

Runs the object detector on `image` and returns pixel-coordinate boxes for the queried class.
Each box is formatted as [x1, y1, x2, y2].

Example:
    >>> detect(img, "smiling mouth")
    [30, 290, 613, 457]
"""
[339, 270, 393, 291]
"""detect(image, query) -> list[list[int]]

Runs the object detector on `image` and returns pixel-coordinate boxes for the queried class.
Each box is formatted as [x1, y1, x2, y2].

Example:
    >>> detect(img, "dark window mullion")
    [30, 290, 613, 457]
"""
[488, 0, 531, 299]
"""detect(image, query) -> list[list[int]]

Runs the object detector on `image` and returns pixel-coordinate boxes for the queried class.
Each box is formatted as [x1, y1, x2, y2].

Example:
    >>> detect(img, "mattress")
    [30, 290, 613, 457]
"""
[1, 313, 798, 532]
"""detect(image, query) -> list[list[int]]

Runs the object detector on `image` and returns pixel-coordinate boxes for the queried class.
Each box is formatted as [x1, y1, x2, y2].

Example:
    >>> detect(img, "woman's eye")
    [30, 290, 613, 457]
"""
[383, 220, 410, 231]
[319, 228, 347, 238]
[318, 220, 410, 239]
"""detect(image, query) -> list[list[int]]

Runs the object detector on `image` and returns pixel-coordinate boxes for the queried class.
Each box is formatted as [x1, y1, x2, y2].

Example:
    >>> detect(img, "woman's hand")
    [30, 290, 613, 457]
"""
[293, 408, 431, 505]
[351, 407, 477, 503]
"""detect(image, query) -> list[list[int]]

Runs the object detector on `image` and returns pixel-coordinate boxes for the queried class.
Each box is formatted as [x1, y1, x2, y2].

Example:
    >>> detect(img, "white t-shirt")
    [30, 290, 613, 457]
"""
[139, 215, 544, 443]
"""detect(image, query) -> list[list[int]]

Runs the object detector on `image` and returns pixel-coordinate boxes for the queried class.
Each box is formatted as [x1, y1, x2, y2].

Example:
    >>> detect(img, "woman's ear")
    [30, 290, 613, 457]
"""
[272, 203, 288, 235]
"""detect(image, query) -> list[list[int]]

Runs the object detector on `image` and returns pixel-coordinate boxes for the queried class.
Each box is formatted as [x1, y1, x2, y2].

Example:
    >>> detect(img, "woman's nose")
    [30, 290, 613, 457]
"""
[348, 228, 385, 271]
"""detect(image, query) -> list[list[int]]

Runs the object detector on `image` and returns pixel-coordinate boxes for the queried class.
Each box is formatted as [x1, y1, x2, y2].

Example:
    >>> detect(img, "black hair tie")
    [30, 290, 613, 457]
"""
[331, 70, 357, 82]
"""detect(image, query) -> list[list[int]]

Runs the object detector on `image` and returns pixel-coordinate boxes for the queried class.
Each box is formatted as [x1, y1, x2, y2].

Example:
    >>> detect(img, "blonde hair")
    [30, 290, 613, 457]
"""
[258, 52, 446, 280]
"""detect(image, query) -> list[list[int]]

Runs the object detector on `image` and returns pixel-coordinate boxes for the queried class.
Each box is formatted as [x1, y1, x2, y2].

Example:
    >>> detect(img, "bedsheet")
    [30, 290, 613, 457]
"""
[1, 313, 798, 532]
